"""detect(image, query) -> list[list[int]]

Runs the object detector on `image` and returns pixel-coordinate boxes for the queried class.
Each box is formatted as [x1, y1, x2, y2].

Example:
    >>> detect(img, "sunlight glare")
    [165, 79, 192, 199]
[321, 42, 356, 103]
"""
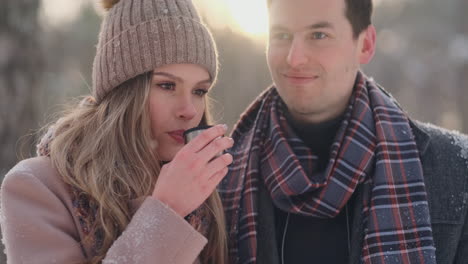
[224, 0, 269, 37]
[40, 0, 86, 27]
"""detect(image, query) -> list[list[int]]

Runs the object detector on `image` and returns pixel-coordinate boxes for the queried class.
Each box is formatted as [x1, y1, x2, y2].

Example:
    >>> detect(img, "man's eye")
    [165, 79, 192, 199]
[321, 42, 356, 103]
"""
[312, 32, 327, 39]
[272, 32, 291, 40]
[157, 82, 175, 90]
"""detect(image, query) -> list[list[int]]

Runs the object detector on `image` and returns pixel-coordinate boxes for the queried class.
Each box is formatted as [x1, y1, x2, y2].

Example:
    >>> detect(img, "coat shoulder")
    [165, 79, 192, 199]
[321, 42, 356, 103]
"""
[411, 123, 468, 262]
[4, 157, 62, 186]
[412, 121, 468, 224]
[413, 120, 468, 164]
[2, 156, 71, 205]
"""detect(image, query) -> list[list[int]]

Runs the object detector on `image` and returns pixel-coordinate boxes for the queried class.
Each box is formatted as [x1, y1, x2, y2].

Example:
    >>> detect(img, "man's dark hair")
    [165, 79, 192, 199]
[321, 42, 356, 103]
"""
[345, 0, 373, 38]
[267, 0, 373, 38]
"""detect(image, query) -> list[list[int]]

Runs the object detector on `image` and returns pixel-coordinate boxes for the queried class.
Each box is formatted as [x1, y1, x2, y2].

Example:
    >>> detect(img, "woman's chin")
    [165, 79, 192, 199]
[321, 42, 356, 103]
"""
[156, 147, 181, 163]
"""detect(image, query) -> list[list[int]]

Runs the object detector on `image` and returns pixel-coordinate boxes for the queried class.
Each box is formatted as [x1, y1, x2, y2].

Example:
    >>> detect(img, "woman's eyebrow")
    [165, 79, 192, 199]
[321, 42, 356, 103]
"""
[154, 72, 212, 85]
[153, 72, 211, 85]
[197, 79, 212, 85]
[153, 72, 183, 82]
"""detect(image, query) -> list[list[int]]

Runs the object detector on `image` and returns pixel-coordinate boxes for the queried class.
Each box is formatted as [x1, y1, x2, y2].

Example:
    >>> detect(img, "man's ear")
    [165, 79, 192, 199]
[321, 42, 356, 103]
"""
[358, 25, 376, 64]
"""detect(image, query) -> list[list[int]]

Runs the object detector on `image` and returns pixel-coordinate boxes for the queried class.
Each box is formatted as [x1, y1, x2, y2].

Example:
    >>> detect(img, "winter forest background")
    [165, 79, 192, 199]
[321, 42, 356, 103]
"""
[1, 0, 468, 262]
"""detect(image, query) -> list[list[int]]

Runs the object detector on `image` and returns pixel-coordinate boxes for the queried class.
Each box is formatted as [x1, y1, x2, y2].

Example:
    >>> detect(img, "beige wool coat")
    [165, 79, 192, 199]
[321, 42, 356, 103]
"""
[0, 157, 207, 264]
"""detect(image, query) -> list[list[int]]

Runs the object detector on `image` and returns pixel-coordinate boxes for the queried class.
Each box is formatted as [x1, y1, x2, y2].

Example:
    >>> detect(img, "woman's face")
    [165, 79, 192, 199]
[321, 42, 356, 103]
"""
[149, 63, 211, 161]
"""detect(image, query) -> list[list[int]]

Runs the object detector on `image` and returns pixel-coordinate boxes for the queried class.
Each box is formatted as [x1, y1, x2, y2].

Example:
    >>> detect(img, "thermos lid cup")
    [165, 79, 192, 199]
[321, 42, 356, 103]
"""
[183, 125, 213, 144]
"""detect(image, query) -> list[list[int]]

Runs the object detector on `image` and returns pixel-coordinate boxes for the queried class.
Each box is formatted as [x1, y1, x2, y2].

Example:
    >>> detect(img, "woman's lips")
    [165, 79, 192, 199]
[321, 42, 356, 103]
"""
[168, 130, 185, 144]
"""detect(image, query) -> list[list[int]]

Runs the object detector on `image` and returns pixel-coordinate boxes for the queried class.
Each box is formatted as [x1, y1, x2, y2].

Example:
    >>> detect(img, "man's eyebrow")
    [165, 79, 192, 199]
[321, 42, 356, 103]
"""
[270, 21, 334, 32]
[270, 24, 290, 32]
[153, 72, 183, 82]
[306, 21, 334, 30]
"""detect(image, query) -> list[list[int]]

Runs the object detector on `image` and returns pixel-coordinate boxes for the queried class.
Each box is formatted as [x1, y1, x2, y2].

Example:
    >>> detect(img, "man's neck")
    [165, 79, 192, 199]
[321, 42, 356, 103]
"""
[286, 108, 345, 170]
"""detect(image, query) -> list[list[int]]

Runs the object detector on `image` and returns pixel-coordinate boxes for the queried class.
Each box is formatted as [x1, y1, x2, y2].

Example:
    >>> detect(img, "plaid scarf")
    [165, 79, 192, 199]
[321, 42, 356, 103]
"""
[219, 72, 436, 264]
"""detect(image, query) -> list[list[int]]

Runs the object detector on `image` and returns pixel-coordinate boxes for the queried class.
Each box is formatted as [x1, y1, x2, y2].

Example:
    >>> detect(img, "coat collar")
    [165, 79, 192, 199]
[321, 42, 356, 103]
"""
[409, 119, 432, 156]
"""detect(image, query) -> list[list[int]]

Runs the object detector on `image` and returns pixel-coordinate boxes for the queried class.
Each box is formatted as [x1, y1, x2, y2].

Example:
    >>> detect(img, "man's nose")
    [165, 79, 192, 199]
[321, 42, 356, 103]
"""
[286, 39, 308, 68]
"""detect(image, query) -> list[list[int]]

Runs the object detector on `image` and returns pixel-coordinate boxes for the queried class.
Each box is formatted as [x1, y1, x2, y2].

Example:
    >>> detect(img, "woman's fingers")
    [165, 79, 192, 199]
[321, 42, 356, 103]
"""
[184, 124, 227, 153]
[197, 136, 234, 163]
[202, 153, 233, 180]
[206, 166, 229, 189]
[152, 127, 233, 217]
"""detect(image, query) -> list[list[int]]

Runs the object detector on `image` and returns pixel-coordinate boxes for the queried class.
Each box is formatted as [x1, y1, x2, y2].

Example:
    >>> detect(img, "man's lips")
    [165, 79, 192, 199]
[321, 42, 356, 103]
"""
[168, 130, 186, 144]
[283, 73, 318, 84]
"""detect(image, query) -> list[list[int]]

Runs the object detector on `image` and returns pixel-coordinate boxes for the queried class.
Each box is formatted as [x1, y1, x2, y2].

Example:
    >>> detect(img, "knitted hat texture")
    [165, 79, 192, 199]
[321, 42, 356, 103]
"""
[92, 0, 218, 101]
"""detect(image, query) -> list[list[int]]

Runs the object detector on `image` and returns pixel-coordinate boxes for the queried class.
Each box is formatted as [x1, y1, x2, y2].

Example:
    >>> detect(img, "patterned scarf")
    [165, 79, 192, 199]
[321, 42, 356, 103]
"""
[36, 125, 104, 254]
[219, 72, 436, 264]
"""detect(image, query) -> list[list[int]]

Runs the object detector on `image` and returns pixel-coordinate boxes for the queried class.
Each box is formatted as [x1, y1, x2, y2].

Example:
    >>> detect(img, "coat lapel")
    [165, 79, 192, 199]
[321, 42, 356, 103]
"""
[256, 179, 281, 264]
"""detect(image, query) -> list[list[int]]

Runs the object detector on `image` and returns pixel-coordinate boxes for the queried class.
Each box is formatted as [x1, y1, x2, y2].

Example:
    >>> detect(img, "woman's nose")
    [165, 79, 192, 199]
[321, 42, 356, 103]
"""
[176, 97, 197, 120]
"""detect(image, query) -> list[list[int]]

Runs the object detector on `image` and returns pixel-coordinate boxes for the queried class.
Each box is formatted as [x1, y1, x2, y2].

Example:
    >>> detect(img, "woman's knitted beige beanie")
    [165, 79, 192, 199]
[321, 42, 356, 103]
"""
[92, 0, 218, 102]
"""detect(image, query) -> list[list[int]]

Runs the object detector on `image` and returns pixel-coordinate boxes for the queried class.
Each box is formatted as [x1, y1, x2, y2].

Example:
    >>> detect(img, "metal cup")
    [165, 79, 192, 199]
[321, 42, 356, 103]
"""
[183, 125, 213, 144]
[183, 125, 223, 158]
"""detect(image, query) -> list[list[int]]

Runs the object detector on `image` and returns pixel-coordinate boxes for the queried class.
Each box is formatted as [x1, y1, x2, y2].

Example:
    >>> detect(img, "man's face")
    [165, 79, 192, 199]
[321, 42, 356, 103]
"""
[267, 0, 375, 123]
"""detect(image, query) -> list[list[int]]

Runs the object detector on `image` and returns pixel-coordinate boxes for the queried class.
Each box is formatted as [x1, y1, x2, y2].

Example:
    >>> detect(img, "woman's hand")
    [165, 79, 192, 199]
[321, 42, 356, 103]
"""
[152, 124, 234, 217]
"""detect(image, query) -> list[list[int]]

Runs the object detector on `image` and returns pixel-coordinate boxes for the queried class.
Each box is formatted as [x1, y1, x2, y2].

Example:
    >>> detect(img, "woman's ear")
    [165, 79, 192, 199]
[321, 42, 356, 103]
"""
[358, 25, 376, 64]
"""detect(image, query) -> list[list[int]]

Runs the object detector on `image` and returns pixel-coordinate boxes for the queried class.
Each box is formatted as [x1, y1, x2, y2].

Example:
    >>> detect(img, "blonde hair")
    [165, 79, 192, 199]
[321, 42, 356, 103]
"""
[47, 72, 227, 263]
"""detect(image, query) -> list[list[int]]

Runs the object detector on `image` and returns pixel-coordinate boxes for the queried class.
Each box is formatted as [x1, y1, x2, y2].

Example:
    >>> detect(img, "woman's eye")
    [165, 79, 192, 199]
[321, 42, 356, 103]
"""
[193, 89, 208, 97]
[157, 82, 175, 90]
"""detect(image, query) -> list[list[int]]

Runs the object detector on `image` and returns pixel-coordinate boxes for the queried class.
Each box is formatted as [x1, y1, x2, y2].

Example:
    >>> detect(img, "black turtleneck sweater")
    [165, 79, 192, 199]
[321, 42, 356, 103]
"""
[274, 112, 353, 264]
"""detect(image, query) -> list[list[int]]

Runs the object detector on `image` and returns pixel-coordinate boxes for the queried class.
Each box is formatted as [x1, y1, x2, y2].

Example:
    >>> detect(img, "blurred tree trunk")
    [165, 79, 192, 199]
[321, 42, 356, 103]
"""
[0, 1, 42, 173]
[0, 0, 42, 262]
[459, 0, 468, 133]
